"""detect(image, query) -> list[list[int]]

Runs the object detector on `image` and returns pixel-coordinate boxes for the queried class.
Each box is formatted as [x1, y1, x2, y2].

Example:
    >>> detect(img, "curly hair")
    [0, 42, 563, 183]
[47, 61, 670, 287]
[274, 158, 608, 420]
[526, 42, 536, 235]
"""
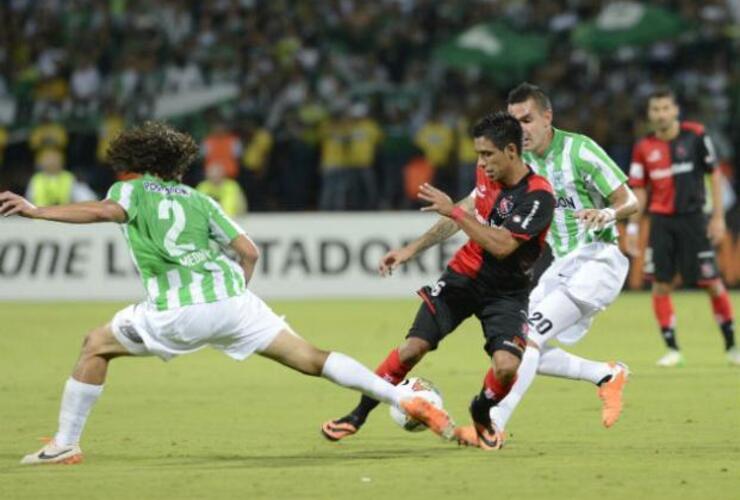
[106, 121, 199, 181]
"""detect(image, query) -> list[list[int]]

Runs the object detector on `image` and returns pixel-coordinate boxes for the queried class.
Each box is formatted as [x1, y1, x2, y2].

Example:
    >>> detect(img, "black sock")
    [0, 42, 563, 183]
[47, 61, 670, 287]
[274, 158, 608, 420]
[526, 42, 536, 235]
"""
[661, 327, 679, 350]
[470, 389, 497, 423]
[350, 396, 381, 424]
[720, 320, 735, 351]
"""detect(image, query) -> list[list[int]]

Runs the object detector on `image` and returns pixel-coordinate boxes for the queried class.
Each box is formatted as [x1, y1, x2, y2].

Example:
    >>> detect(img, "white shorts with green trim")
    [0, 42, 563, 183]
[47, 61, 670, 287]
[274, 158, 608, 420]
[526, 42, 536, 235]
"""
[530, 242, 629, 345]
[111, 291, 285, 361]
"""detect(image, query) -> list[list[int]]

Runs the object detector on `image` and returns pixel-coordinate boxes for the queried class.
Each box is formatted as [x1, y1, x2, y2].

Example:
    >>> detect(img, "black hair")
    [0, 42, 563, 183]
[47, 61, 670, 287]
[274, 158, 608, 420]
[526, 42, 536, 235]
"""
[107, 121, 199, 181]
[471, 111, 523, 156]
[647, 86, 677, 105]
[507, 82, 552, 112]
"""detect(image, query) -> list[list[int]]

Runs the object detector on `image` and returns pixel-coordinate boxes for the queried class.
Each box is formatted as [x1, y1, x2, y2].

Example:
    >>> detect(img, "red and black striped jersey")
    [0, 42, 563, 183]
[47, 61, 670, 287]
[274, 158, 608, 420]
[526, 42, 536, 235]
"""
[629, 121, 718, 215]
[448, 166, 555, 292]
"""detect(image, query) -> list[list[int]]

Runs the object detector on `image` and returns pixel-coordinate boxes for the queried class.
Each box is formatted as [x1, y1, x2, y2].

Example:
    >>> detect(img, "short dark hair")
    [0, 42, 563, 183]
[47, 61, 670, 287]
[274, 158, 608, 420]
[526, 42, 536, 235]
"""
[507, 82, 552, 112]
[471, 111, 523, 156]
[107, 121, 199, 181]
[647, 86, 677, 104]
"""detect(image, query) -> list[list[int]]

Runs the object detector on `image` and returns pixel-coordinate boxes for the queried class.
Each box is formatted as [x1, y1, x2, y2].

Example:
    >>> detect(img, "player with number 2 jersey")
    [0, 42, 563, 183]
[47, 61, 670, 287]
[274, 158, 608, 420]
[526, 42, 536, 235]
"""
[3, 122, 455, 466]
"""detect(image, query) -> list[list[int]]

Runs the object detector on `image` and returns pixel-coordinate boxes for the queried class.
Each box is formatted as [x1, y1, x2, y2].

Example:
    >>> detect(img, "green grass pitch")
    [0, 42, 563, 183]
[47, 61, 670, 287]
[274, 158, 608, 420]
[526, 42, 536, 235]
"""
[0, 292, 738, 500]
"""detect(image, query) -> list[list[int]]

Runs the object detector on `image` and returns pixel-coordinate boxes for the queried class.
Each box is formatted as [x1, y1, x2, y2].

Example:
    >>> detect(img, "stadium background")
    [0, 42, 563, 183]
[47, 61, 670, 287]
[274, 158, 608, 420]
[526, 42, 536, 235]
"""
[0, 0, 738, 290]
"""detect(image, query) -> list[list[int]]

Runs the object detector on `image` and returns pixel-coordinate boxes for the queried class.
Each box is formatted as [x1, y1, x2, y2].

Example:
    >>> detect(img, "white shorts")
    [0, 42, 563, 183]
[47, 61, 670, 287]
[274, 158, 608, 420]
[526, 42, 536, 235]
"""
[111, 291, 286, 361]
[530, 242, 629, 345]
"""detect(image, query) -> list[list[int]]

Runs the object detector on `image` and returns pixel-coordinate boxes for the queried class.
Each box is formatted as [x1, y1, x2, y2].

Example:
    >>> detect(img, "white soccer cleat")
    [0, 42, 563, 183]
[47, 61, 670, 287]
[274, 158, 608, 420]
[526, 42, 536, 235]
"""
[656, 349, 685, 367]
[727, 347, 740, 366]
[20, 440, 83, 465]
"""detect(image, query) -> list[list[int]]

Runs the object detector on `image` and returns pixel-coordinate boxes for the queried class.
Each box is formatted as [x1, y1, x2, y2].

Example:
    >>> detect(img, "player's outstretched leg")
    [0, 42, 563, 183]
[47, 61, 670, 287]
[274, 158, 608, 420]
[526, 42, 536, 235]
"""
[703, 279, 739, 365]
[319, 338, 428, 441]
[21, 324, 130, 465]
[259, 331, 455, 441]
[455, 350, 519, 451]
[536, 346, 629, 428]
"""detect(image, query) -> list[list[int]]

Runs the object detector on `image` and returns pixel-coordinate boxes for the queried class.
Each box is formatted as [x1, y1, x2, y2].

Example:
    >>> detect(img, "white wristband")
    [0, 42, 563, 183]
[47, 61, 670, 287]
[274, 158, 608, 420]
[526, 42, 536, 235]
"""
[626, 222, 639, 236]
[601, 207, 616, 222]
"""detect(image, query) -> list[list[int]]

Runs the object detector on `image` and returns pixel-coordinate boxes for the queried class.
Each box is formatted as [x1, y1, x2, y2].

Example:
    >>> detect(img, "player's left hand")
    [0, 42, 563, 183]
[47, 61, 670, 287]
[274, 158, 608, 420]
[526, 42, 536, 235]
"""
[576, 208, 615, 231]
[707, 214, 726, 246]
[418, 183, 454, 217]
[0, 191, 39, 218]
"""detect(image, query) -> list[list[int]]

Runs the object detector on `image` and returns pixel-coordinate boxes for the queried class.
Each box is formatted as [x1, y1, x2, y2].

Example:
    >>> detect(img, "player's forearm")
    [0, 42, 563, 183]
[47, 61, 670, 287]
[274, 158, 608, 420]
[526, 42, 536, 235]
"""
[230, 234, 260, 285]
[451, 210, 518, 259]
[710, 170, 724, 219]
[607, 184, 638, 221]
[31, 201, 125, 224]
[628, 188, 647, 223]
[408, 197, 472, 256]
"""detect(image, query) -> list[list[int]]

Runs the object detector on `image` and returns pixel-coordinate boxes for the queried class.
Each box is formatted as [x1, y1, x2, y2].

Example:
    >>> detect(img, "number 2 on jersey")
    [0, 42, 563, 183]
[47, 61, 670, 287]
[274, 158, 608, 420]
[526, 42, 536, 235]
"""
[158, 199, 195, 257]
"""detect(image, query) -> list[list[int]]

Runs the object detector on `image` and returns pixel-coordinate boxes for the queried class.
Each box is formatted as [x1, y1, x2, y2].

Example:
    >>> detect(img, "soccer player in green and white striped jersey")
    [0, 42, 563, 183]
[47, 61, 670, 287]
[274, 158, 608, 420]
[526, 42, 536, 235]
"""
[2, 122, 454, 465]
[475, 84, 640, 442]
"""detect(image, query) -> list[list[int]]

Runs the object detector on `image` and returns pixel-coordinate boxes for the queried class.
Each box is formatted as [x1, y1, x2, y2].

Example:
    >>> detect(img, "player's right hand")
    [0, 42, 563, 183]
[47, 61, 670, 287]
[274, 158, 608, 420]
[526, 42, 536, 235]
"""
[378, 247, 413, 277]
[0, 191, 38, 218]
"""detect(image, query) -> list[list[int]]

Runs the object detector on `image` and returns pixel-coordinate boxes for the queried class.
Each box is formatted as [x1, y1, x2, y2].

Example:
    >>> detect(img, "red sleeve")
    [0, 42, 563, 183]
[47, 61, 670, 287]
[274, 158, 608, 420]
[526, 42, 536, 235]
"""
[628, 141, 647, 188]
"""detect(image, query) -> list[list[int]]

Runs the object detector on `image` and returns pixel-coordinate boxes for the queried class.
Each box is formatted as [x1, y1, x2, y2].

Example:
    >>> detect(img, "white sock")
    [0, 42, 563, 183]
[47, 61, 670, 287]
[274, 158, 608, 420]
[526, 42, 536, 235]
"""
[538, 346, 614, 385]
[490, 289, 584, 430]
[490, 346, 540, 430]
[321, 352, 402, 407]
[54, 377, 103, 446]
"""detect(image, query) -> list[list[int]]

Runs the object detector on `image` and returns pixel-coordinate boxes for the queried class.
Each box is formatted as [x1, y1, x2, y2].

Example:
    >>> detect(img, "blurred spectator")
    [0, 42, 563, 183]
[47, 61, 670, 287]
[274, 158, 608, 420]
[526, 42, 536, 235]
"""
[25, 149, 96, 206]
[0, 0, 734, 227]
[241, 120, 274, 211]
[414, 108, 455, 193]
[29, 112, 68, 163]
[197, 161, 247, 217]
[378, 105, 415, 209]
[345, 102, 382, 210]
[318, 109, 351, 210]
[455, 114, 478, 200]
[202, 119, 242, 179]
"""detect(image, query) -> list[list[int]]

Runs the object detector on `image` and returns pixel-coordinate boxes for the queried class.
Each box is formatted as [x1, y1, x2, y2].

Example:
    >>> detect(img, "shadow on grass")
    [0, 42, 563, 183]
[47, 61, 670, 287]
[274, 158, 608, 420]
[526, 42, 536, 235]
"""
[0, 446, 472, 473]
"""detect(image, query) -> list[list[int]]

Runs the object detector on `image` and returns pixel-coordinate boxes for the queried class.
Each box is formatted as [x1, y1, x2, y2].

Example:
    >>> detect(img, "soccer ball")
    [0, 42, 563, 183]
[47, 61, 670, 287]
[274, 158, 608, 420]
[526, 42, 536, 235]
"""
[389, 377, 444, 432]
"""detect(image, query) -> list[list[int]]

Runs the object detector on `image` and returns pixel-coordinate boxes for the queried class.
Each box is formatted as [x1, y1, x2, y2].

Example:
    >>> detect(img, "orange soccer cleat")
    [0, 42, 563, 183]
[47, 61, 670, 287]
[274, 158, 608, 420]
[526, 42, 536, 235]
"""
[399, 397, 456, 441]
[598, 362, 630, 428]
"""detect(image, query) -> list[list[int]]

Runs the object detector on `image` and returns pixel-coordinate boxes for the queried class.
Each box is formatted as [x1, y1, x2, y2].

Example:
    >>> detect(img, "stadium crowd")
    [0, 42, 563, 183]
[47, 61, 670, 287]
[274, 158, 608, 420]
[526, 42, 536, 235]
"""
[0, 0, 738, 284]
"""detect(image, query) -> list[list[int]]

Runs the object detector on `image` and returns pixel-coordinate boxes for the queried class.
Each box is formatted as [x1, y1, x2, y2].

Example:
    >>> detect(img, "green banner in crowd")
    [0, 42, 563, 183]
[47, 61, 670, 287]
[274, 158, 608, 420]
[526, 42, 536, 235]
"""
[434, 23, 549, 84]
[573, 2, 690, 54]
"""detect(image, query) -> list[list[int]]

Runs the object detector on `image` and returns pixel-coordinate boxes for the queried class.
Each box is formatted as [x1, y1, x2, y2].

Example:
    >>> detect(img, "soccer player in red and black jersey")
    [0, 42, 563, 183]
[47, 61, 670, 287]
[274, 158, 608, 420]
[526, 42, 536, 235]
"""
[627, 88, 738, 367]
[321, 112, 556, 448]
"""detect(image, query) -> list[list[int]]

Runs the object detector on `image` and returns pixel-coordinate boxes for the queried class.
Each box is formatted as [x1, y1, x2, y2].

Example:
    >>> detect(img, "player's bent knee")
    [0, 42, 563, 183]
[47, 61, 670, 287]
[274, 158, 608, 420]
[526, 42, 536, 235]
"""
[701, 278, 724, 296]
[81, 327, 108, 357]
[398, 338, 430, 366]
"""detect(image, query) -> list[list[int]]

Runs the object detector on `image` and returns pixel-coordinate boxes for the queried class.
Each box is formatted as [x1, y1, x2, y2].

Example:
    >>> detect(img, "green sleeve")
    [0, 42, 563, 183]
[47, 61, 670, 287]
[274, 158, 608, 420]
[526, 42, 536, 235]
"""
[203, 193, 244, 246]
[576, 137, 627, 198]
[105, 180, 138, 221]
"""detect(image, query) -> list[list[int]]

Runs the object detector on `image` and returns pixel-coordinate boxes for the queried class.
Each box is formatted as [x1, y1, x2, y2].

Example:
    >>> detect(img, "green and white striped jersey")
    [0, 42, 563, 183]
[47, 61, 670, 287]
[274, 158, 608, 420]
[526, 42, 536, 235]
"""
[106, 174, 247, 311]
[523, 128, 627, 258]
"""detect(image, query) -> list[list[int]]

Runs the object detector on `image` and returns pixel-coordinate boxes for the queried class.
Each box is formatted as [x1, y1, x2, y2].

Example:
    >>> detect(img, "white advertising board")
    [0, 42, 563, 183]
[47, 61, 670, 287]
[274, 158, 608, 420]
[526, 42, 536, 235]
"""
[0, 213, 466, 301]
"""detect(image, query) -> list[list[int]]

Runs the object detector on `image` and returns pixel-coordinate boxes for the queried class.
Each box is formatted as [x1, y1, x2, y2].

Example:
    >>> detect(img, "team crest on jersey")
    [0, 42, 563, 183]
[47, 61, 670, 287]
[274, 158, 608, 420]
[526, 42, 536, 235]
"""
[676, 144, 687, 159]
[497, 196, 514, 216]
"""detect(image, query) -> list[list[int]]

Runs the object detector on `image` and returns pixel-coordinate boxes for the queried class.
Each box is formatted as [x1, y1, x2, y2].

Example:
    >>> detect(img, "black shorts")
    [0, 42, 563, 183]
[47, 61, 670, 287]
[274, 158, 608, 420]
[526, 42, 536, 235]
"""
[648, 213, 719, 285]
[407, 269, 528, 358]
